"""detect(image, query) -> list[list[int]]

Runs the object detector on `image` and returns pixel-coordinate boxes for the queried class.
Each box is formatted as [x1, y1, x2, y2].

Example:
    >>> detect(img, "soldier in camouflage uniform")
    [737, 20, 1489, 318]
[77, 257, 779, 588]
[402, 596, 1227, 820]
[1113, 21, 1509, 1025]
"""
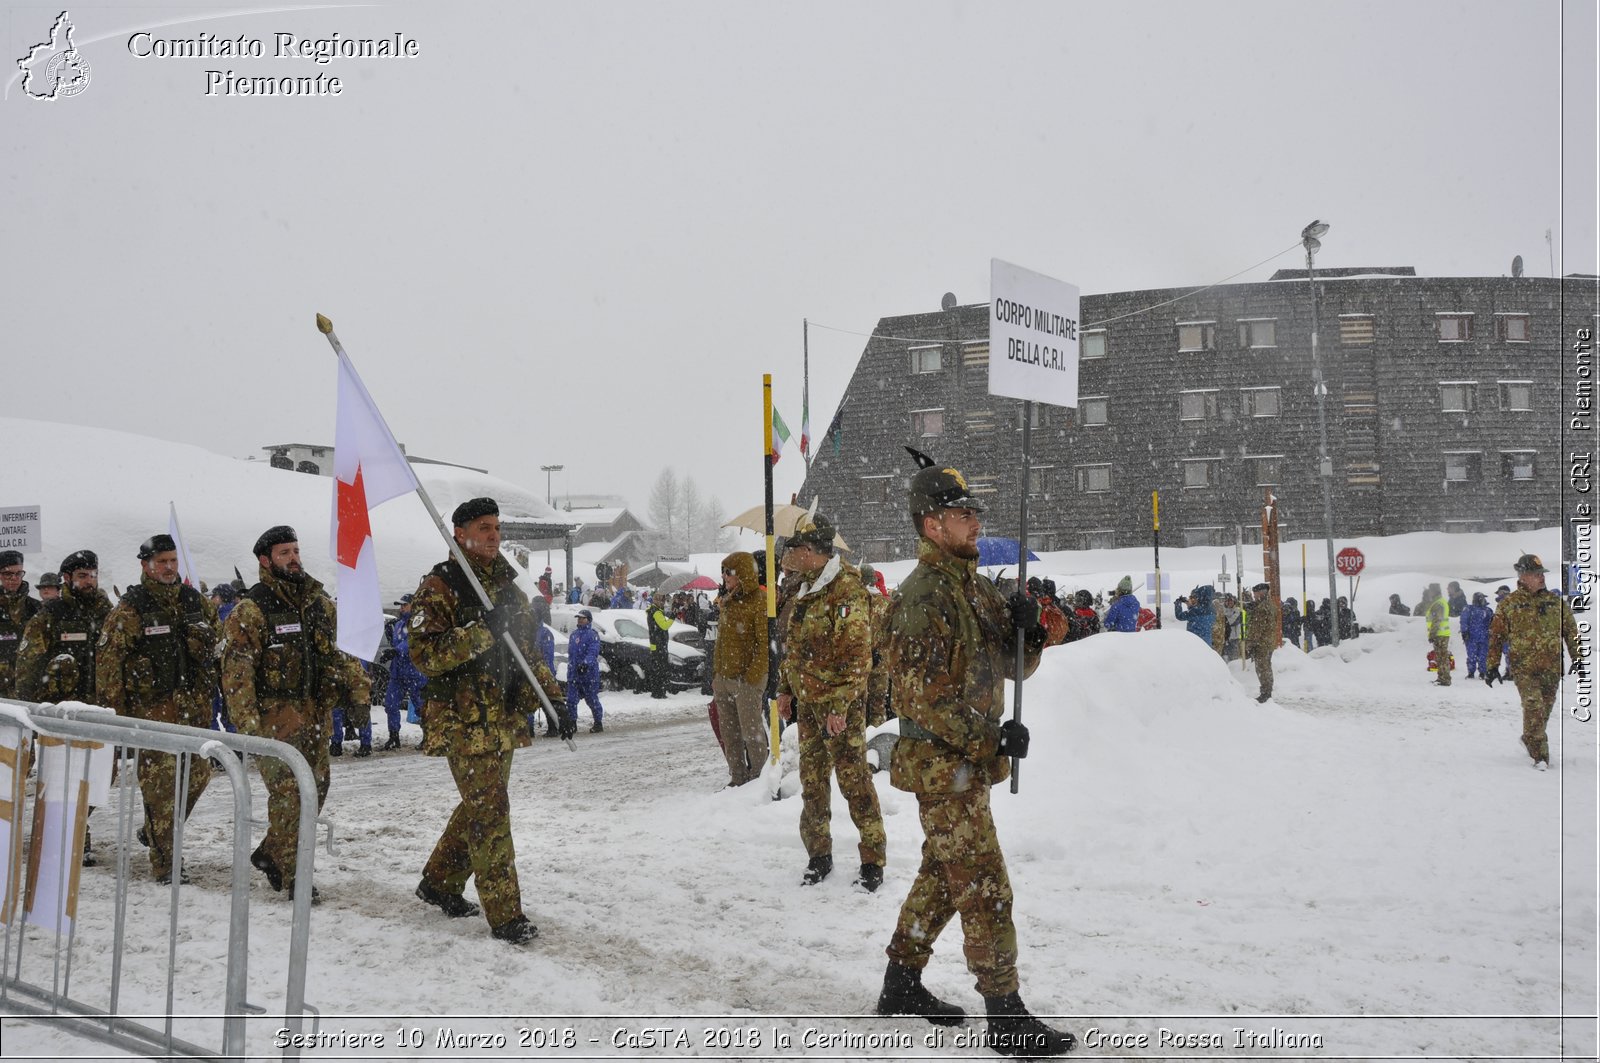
[16, 551, 111, 705]
[1243, 582, 1280, 703]
[222, 526, 362, 898]
[1485, 553, 1586, 770]
[0, 550, 40, 698]
[96, 535, 221, 882]
[874, 464, 1075, 1057]
[775, 512, 885, 892]
[409, 498, 569, 945]
[858, 563, 893, 726]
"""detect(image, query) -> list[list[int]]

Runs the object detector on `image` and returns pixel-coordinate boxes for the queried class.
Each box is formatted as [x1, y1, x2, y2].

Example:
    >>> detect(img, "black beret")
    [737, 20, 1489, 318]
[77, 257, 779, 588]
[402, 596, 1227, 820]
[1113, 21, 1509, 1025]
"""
[451, 497, 499, 527]
[211, 582, 237, 601]
[137, 533, 177, 561]
[253, 525, 298, 558]
[0, 550, 21, 569]
[60, 549, 98, 574]
[1253, 582, 1270, 592]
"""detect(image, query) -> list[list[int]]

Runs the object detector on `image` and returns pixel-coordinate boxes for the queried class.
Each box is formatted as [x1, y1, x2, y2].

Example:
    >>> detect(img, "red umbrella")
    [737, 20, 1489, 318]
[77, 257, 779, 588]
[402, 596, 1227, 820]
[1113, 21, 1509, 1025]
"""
[683, 574, 719, 591]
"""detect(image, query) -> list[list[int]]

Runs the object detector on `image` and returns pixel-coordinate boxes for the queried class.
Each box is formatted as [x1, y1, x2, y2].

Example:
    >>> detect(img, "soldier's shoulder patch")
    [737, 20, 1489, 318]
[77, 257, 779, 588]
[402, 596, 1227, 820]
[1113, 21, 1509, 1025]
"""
[410, 610, 426, 630]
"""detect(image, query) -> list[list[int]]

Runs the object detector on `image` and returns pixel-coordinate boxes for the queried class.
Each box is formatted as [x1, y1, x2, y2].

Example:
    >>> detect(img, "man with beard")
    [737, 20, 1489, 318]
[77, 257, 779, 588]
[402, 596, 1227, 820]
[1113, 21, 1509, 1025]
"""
[873, 464, 1074, 1057]
[96, 535, 221, 883]
[16, 550, 112, 867]
[0, 550, 40, 697]
[408, 498, 568, 945]
[222, 526, 363, 899]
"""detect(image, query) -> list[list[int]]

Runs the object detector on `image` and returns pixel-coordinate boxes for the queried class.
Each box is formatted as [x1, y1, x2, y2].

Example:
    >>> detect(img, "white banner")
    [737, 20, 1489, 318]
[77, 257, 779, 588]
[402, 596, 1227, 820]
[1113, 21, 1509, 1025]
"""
[25, 736, 112, 935]
[0, 506, 42, 553]
[0, 722, 30, 925]
[989, 259, 1080, 408]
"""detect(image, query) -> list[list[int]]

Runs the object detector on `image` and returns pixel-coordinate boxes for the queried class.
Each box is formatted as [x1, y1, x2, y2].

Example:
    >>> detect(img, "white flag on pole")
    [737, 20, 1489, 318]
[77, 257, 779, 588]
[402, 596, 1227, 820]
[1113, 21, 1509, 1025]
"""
[168, 502, 198, 587]
[331, 349, 420, 661]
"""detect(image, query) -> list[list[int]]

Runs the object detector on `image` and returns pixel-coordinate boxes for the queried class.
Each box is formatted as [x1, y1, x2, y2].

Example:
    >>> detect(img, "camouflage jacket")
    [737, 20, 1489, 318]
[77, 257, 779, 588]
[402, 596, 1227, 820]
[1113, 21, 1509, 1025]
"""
[96, 575, 220, 725]
[712, 552, 768, 688]
[1487, 585, 1582, 677]
[886, 537, 1045, 795]
[0, 584, 41, 697]
[15, 585, 112, 703]
[1243, 597, 1280, 653]
[776, 554, 871, 715]
[408, 553, 562, 757]
[221, 566, 344, 740]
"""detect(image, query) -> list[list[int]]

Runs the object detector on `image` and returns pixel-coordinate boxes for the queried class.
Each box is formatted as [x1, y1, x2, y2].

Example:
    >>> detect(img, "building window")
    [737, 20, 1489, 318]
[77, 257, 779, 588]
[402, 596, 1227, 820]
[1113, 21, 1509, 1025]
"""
[911, 408, 945, 437]
[1016, 405, 1050, 430]
[1497, 314, 1531, 343]
[964, 409, 998, 435]
[1182, 526, 1225, 547]
[1081, 331, 1108, 360]
[1503, 517, 1540, 532]
[1499, 381, 1533, 411]
[1240, 387, 1281, 417]
[1444, 452, 1482, 483]
[1079, 396, 1108, 426]
[1501, 451, 1536, 481]
[1183, 459, 1221, 489]
[1437, 314, 1473, 342]
[860, 475, 894, 505]
[296, 460, 320, 475]
[1028, 466, 1053, 496]
[1178, 321, 1216, 351]
[1179, 390, 1220, 422]
[1080, 529, 1116, 549]
[1238, 319, 1277, 348]
[1440, 382, 1477, 413]
[962, 342, 990, 369]
[1443, 520, 1484, 534]
[1248, 455, 1284, 486]
[1076, 465, 1112, 493]
[910, 346, 942, 374]
[1025, 532, 1054, 551]
[1340, 315, 1375, 345]
[967, 477, 998, 496]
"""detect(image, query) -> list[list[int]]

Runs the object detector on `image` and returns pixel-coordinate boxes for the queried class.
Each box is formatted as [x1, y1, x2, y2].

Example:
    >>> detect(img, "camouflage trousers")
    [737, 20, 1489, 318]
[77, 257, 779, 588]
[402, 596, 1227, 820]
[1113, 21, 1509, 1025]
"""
[712, 677, 769, 786]
[255, 712, 330, 892]
[886, 786, 1018, 997]
[1432, 636, 1453, 685]
[796, 699, 885, 866]
[1253, 648, 1274, 699]
[866, 671, 890, 728]
[138, 749, 211, 878]
[1514, 673, 1561, 764]
[422, 747, 521, 927]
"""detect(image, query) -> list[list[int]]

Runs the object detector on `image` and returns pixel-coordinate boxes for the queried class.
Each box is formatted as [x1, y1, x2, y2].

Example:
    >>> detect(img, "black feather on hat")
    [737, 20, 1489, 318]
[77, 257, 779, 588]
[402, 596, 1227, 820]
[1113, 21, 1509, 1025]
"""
[903, 445, 937, 469]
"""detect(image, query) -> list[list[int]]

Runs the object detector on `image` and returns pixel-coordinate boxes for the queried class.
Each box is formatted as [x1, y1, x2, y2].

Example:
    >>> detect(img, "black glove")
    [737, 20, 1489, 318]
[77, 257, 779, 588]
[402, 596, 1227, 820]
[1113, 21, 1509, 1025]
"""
[557, 714, 576, 740]
[997, 719, 1030, 759]
[483, 603, 517, 639]
[1007, 592, 1043, 637]
[1571, 658, 1588, 680]
[1484, 666, 1500, 687]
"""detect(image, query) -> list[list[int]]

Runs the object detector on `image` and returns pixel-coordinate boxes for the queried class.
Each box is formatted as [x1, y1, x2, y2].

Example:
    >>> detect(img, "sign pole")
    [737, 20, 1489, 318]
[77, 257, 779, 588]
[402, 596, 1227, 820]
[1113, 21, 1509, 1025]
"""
[1010, 402, 1032, 794]
[763, 375, 778, 771]
[1152, 491, 1162, 628]
[1301, 542, 1310, 651]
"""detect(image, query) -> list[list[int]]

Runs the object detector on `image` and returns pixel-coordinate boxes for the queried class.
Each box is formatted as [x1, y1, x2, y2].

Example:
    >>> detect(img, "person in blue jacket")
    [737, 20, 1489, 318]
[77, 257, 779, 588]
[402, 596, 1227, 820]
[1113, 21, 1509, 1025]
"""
[1460, 591, 1494, 679]
[1172, 585, 1215, 642]
[1104, 575, 1140, 632]
[565, 609, 605, 732]
[383, 595, 427, 750]
[209, 583, 240, 732]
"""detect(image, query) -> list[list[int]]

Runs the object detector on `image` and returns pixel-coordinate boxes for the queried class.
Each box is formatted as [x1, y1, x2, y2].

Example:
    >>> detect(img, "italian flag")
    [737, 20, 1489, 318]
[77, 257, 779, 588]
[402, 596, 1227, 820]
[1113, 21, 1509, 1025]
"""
[771, 407, 792, 464]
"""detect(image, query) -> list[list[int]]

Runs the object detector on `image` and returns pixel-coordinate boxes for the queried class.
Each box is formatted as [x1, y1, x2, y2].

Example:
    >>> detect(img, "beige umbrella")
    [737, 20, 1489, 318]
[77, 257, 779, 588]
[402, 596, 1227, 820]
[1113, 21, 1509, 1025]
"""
[722, 503, 850, 551]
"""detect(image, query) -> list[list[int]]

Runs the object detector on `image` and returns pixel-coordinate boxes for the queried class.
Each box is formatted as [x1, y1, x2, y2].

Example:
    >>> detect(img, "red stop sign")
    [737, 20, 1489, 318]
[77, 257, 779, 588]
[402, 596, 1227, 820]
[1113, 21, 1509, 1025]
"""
[1335, 547, 1365, 576]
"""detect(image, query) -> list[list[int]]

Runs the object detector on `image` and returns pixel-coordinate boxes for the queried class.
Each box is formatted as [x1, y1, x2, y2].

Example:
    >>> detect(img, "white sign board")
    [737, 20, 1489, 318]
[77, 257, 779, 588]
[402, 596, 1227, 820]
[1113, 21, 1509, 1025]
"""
[988, 259, 1080, 408]
[0, 507, 41, 553]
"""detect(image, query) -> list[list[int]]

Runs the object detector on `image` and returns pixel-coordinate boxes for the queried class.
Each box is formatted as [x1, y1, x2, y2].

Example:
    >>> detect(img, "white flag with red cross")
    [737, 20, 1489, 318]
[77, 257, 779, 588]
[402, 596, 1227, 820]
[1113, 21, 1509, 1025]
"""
[330, 350, 420, 661]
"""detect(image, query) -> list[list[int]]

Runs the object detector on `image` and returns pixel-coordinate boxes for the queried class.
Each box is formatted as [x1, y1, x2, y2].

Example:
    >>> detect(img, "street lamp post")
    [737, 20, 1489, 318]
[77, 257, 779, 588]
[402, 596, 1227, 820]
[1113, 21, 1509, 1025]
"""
[1302, 220, 1340, 647]
[539, 464, 564, 570]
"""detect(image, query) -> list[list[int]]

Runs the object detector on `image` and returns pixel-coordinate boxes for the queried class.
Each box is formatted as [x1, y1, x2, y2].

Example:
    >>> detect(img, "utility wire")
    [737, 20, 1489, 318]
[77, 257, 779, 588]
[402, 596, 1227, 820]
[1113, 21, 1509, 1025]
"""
[806, 240, 1305, 345]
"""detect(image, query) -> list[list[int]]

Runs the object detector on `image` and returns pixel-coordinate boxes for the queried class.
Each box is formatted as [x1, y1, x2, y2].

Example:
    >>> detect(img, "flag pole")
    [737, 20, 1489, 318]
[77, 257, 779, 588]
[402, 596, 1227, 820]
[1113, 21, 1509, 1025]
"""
[802, 320, 811, 471]
[315, 314, 572, 750]
[763, 374, 780, 780]
[1009, 401, 1031, 794]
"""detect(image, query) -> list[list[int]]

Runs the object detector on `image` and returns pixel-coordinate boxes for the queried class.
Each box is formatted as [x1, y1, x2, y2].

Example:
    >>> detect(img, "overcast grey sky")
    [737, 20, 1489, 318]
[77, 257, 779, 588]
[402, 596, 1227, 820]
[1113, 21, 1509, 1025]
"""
[5, 0, 1595, 517]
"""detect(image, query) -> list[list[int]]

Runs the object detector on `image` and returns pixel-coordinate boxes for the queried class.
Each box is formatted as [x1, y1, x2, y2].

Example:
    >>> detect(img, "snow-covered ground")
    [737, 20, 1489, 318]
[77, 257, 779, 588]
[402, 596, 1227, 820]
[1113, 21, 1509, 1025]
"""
[2, 420, 1596, 1060]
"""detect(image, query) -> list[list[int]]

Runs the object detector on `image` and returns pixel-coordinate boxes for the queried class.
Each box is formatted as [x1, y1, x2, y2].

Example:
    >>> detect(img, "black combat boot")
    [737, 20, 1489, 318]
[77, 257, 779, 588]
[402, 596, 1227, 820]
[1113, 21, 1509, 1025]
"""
[250, 849, 285, 892]
[875, 962, 965, 1026]
[855, 862, 883, 892]
[491, 915, 539, 944]
[985, 992, 1076, 1056]
[330, 742, 343, 757]
[801, 854, 833, 885]
[416, 880, 481, 918]
[354, 745, 372, 758]
[382, 731, 401, 751]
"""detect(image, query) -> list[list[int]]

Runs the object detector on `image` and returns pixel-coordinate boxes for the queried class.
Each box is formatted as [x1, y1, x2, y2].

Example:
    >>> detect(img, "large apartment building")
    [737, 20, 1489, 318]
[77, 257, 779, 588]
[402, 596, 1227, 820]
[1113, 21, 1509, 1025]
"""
[799, 270, 1596, 561]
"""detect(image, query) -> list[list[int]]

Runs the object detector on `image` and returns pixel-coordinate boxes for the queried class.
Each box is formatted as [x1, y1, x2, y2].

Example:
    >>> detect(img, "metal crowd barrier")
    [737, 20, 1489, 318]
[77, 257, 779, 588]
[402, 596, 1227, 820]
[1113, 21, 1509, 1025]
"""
[0, 697, 323, 1060]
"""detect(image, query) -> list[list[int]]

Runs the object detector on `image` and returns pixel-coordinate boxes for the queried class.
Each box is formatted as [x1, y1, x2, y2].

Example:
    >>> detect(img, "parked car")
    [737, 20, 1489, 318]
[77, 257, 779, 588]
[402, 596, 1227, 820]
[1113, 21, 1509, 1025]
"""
[550, 605, 706, 692]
